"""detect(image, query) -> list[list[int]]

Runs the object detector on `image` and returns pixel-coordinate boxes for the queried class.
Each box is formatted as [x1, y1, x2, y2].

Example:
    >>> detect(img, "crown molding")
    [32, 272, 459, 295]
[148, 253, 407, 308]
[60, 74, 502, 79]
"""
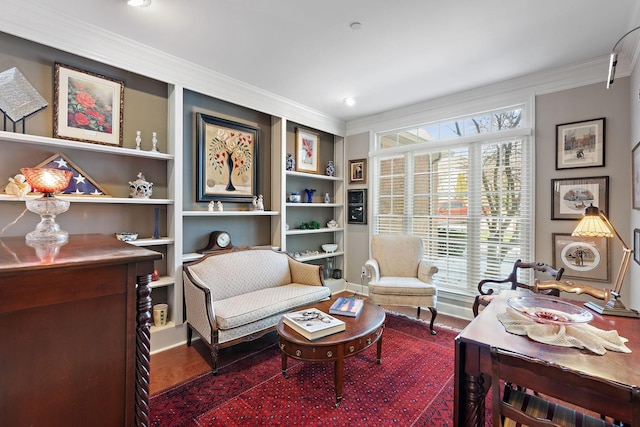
[0, 1, 346, 136]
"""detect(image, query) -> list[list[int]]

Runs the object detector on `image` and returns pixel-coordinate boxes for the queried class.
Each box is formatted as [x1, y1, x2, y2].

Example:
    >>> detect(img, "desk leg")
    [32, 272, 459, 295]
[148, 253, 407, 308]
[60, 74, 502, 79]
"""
[376, 327, 384, 364]
[280, 346, 289, 379]
[464, 373, 486, 427]
[135, 273, 153, 427]
[334, 356, 344, 407]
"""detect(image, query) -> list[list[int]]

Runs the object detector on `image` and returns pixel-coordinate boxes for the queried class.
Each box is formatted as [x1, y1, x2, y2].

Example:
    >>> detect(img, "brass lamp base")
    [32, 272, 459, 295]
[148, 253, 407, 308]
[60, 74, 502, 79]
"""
[584, 298, 640, 318]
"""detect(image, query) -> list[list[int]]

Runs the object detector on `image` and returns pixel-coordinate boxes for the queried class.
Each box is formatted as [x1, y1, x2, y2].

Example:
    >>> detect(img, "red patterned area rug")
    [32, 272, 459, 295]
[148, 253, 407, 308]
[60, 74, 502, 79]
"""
[150, 313, 468, 426]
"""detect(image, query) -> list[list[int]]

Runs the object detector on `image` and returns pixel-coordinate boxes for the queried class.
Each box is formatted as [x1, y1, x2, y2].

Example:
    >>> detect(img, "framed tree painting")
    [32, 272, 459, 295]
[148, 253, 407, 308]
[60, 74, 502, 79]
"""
[196, 113, 258, 202]
[552, 233, 609, 282]
[551, 176, 608, 220]
[295, 127, 320, 173]
[53, 63, 124, 147]
[555, 117, 605, 170]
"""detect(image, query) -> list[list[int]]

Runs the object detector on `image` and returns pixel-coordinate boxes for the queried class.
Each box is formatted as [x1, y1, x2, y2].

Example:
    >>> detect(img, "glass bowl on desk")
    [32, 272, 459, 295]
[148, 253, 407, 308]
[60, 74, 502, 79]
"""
[507, 295, 594, 325]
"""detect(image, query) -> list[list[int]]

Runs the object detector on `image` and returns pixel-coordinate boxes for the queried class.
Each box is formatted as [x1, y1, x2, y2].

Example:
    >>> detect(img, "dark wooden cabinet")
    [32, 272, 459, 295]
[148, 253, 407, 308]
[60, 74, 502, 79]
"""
[0, 234, 161, 427]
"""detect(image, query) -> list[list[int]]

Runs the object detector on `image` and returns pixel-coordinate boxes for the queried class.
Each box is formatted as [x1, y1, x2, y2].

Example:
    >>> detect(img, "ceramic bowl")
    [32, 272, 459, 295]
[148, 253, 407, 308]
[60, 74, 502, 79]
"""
[115, 232, 138, 242]
[321, 244, 338, 253]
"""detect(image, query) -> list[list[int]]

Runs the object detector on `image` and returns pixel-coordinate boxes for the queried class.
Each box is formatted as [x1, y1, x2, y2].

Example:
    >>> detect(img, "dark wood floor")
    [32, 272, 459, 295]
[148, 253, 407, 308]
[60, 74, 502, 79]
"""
[150, 292, 470, 395]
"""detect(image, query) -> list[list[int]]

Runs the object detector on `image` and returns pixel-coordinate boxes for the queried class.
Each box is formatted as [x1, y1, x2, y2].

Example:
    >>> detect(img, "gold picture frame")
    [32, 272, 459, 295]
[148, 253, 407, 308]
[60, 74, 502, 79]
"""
[295, 128, 320, 174]
[348, 158, 367, 184]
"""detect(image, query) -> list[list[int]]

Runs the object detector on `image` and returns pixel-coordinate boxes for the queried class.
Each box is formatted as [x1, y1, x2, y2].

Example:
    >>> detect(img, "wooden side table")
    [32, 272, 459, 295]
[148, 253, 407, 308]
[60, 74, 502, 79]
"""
[0, 234, 161, 427]
[277, 298, 385, 406]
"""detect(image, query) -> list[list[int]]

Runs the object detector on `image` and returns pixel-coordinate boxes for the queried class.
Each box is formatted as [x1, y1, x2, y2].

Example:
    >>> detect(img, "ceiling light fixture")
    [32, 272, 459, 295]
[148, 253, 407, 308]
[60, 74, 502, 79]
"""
[349, 22, 362, 31]
[127, 0, 151, 7]
[343, 97, 356, 106]
[606, 25, 640, 88]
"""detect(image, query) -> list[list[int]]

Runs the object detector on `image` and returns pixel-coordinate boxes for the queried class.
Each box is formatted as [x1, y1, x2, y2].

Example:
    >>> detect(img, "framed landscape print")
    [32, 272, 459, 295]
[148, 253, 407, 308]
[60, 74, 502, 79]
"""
[633, 141, 640, 210]
[555, 118, 605, 170]
[552, 233, 609, 282]
[196, 113, 258, 202]
[295, 128, 320, 173]
[53, 63, 124, 147]
[551, 176, 608, 220]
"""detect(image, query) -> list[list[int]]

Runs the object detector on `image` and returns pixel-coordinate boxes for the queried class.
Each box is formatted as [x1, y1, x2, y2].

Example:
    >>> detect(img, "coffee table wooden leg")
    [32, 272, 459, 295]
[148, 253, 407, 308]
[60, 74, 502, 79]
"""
[376, 334, 383, 364]
[334, 357, 344, 407]
[281, 351, 289, 379]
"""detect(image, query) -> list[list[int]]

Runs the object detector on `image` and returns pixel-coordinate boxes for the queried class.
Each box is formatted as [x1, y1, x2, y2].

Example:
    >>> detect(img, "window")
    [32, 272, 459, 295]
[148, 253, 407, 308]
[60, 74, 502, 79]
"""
[372, 106, 533, 294]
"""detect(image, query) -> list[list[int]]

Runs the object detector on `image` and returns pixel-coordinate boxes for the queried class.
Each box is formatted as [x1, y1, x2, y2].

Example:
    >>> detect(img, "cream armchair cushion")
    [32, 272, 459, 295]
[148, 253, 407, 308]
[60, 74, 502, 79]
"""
[365, 234, 438, 334]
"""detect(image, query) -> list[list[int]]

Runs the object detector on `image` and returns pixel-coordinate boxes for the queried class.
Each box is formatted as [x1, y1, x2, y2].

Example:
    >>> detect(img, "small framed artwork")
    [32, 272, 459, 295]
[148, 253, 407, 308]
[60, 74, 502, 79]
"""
[555, 117, 605, 170]
[634, 229, 640, 266]
[349, 158, 367, 184]
[347, 189, 367, 224]
[551, 176, 608, 220]
[632, 141, 640, 210]
[295, 128, 320, 173]
[53, 63, 124, 147]
[552, 233, 609, 282]
[196, 113, 259, 203]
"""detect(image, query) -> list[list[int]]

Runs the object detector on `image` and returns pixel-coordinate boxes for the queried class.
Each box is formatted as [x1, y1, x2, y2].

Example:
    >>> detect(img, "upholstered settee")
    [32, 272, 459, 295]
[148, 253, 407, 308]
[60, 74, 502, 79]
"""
[183, 248, 331, 373]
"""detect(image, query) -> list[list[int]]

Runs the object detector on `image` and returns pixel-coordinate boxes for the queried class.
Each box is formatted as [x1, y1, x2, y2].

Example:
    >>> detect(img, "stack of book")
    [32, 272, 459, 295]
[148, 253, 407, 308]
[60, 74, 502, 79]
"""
[282, 308, 345, 341]
[329, 297, 364, 317]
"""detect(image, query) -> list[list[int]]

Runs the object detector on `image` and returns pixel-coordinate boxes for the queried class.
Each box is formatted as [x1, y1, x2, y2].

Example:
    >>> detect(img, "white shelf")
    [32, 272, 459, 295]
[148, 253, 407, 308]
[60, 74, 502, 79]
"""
[286, 203, 342, 208]
[125, 237, 174, 246]
[0, 131, 174, 160]
[286, 170, 341, 181]
[150, 275, 174, 289]
[286, 227, 343, 235]
[0, 195, 173, 204]
[150, 320, 176, 333]
[183, 210, 279, 216]
[294, 251, 344, 262]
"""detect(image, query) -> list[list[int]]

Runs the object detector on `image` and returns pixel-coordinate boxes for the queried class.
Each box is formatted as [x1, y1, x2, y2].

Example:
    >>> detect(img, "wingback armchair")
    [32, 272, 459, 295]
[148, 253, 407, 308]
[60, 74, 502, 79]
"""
[365, 234, 438, 334]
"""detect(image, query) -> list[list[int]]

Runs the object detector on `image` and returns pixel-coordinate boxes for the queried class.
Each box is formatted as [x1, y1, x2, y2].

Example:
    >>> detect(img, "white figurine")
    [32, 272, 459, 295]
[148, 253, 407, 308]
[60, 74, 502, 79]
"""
[5, 173, 31, 199]
[256, 194, 264, 211]
[208, 201, 215, 212]
[217, 201, 223, 212]
[252, 195, 258, 210]
[135, 131, 142, 150]
[151, 132, 158, 152]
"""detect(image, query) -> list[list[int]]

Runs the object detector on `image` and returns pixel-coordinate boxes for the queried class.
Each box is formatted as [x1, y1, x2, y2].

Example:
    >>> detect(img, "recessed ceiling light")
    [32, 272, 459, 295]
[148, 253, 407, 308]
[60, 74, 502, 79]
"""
[349, 22, 362, 31]
[343, 97, 356, 106]
[128, 0, 151, 7]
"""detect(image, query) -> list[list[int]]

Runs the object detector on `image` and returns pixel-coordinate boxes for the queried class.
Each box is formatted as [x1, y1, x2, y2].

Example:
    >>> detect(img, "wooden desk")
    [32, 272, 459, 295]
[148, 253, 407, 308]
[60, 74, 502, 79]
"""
[0, 234, 161, 427]
[454, 291, 640, 426]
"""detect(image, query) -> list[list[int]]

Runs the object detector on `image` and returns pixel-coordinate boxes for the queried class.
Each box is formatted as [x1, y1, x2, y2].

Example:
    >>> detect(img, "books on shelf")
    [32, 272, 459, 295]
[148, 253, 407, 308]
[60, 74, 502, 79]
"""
[329, 297, 364, 317]
[282, 308, 346, 341]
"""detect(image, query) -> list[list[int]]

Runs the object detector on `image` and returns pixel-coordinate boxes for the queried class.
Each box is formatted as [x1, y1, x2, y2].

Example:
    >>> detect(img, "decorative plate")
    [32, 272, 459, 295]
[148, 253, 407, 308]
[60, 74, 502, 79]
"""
[507, 295, 594, 325]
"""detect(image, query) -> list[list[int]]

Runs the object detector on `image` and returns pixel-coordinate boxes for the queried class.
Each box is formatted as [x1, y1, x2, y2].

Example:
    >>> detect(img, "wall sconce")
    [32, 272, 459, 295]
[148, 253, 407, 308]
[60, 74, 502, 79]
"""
[21, 167, 73, 243]
[572, 204, 639, 317]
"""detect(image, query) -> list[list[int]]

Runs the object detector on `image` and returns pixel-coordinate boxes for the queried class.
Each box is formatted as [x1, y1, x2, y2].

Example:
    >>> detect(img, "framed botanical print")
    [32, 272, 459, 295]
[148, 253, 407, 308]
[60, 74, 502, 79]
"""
[295, 128, 320, 173]
[196, 113, 258, 202]
[53, 63, 124, 147]
[552, 233, 609, 282]
[555, 117, 605, 170]
[633, 141, 640, 210]
[550, 176, 608, 220]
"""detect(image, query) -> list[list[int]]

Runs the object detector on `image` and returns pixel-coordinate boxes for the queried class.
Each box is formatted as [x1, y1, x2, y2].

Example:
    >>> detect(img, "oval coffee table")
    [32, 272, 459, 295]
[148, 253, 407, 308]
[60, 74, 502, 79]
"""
[277, 298, 386, 407]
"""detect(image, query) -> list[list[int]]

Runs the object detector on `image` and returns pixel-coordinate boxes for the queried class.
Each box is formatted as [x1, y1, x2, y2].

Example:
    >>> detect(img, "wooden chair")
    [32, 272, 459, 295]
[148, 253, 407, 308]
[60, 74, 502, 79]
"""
[472, 260, 564, 317]
[490, 346, 640, 427]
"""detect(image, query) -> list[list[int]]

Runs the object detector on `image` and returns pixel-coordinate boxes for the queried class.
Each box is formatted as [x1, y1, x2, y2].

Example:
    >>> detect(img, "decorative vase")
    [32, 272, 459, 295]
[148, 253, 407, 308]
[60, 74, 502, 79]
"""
[286, 153, 295, 171]
[324, 258, 334, 279]
[129, 172, 153, 199]
[152, 207, 160, 239]
[226, 155, 236, 191]
[324, 192, 330, 203]
[304, 188, 316, 203]
[326, 160, 335, 176]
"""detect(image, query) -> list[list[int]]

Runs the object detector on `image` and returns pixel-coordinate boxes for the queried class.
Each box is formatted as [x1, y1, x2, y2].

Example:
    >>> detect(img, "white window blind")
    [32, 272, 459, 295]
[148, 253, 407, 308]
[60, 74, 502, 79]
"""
[373, 107, 533, 294]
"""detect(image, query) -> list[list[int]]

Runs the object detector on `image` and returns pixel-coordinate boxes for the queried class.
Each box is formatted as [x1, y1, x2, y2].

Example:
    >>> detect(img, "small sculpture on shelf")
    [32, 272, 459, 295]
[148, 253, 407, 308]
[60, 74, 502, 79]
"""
[252, 194, 264, 211]
[151, 132, 158, 152]
[217, 201, 223, 211]
[128, 172, 153, 199]
[208, 201, 215, 212]
[324, 192, 330, 203]
[135, 130, 142, 150]
[5, 173, 31, 199]
[327, 219, 339, 229]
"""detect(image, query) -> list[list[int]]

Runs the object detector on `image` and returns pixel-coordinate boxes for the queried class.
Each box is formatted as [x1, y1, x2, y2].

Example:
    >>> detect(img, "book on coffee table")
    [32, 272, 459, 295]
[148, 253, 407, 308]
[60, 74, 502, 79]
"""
[282, 308, 346, 341]
[329, 297, 364, 317]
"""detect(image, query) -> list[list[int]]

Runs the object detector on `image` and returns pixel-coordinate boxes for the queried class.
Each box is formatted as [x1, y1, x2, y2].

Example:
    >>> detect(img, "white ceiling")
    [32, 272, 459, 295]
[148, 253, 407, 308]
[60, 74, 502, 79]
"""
[16, 0, 640, 122]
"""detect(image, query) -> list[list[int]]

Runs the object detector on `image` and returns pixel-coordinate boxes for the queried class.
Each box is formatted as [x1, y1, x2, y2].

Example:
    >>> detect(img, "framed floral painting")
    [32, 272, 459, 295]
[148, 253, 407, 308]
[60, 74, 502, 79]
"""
[196, 113, 258, 202]
[53, 63, 124, 147]
[295, 128, 320, 173]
